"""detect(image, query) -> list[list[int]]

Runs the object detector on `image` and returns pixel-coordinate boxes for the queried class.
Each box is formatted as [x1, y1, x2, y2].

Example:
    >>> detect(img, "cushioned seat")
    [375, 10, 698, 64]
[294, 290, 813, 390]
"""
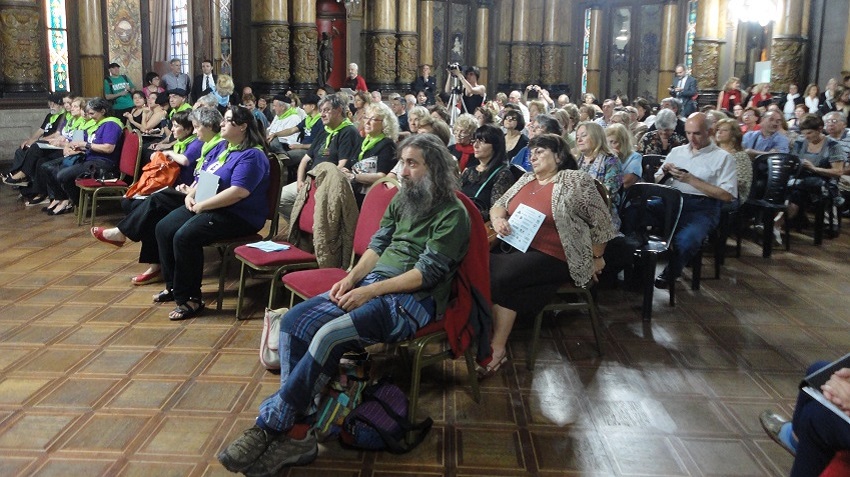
[281, 267, 347, 299]
[234, 242, 316, 267]
[76, 178, 129, 188]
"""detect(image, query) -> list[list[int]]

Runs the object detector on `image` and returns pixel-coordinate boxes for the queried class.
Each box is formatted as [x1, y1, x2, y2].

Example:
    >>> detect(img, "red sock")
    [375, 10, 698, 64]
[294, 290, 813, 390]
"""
[287, 423, 310, 440]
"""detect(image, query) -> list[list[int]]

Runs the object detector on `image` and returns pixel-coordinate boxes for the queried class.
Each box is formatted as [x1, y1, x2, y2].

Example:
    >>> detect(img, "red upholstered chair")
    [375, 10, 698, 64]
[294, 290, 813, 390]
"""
[281, 177, 399, 306]
[210, 155, 284, 313]
[821, 451, 850, 477]
[231, 175, 322, 319]
[75, 128, 140, 225]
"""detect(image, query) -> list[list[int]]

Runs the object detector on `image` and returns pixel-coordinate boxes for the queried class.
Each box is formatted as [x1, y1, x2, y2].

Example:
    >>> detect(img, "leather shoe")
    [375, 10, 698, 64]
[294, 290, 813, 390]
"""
[132, 271, 162, 285]
[654, 274, 671, 289]
[91, 227, 125, 247]
[759, 410, 796, 456]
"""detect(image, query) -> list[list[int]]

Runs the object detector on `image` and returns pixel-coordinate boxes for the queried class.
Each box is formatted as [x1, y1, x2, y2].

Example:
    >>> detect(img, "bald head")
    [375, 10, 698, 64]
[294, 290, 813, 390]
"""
[685, 112, 710, 150]
[760, 110, 783, 134]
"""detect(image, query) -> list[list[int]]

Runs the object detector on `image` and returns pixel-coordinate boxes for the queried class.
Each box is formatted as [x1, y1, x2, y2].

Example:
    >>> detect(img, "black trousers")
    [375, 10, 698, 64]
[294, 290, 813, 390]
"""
[117, 190, 186, 264]
[490, 246, 571, 318]
[155, 206, 257, 305]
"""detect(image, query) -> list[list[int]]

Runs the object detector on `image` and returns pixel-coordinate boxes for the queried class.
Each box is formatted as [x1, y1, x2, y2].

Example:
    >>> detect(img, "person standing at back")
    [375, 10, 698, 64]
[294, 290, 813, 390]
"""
[192, 60, 217, 101]
[161, 58, 191, 98]
[104, 62, 135, 121]
[671, 64, 699, 117]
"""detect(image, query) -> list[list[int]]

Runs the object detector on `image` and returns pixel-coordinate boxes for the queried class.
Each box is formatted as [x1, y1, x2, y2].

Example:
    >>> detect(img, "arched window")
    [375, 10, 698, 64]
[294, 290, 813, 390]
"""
[170, 0, 190, 71]
[45, 0, 69, 92]
[684, 0, 698, 70]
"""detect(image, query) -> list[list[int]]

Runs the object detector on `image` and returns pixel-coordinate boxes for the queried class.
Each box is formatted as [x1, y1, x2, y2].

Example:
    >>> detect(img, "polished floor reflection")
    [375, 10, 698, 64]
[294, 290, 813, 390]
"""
[1, 185, 846, 476]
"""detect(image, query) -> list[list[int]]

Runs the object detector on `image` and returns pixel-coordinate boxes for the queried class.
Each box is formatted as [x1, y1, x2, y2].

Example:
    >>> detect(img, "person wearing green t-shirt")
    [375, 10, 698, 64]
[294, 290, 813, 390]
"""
[104, 62, 135, 121]
[218, 133, 470, 474]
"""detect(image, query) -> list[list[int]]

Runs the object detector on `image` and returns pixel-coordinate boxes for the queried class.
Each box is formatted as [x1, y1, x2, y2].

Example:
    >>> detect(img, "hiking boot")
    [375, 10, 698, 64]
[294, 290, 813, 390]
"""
[217, 424, 282, 473]
[243, 428, 318, 477]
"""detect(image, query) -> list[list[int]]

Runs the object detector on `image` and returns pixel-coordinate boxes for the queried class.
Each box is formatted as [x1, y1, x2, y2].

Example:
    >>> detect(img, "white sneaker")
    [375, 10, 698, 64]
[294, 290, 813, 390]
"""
[773, 228, 783, 246]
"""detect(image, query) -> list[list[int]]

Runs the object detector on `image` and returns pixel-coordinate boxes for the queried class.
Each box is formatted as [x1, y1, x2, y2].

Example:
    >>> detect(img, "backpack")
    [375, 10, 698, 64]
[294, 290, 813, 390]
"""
[340, 378, 432, 453]
[123, 151, 181, 198]
[312, 351, 370, 441]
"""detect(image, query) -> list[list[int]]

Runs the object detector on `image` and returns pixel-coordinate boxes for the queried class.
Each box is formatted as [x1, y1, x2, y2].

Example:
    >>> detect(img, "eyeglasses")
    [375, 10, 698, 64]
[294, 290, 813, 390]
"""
[504, 117, 517, 121]
[826, 119, 843, 124]
[364, 117, 383, 123]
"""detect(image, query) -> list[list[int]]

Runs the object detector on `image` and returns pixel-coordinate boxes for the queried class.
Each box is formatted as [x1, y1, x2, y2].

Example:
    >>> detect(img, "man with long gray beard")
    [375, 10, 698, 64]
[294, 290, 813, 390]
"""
[218, 134, 470, 476]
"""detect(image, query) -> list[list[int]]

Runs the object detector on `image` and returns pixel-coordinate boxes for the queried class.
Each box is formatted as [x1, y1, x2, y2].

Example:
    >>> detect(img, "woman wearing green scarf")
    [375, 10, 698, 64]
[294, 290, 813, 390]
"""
[342, 101, 398, 206]
[90, 108, 223, 286]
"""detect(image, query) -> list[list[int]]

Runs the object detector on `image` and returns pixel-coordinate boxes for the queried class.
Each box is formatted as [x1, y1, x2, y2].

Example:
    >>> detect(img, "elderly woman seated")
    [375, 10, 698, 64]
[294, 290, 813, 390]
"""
[485, 134, 616, 375]
[637, 108, 686, 156]
[511, 114, 563, 172]
[341, 101, 399, 206]
[90, 108, 224, 285]
[448, 113, 478, 171]
[39, 97, 124, 216]
[153, 106, 270, 320]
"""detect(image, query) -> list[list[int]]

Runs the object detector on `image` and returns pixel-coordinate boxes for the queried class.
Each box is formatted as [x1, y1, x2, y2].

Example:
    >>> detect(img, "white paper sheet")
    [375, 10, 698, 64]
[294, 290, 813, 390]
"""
[195, 171, 220, 203]
[498, 203, 546, 253]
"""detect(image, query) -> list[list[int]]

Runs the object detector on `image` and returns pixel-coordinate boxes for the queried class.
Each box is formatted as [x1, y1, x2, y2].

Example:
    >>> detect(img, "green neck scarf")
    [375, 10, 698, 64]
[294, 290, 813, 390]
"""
[215, 143, 264, 166]
[276, 107, 299, 122]
[358, 134, 385, 162]
[304, 112, 321, 130]
[168, 102, 191, 118]
[172, 134, 197, 155]
[85, 116, 123, 135]
[48, 112, 63, 125]
[195, 134, 226, 173]
[323, 118, 353, 151]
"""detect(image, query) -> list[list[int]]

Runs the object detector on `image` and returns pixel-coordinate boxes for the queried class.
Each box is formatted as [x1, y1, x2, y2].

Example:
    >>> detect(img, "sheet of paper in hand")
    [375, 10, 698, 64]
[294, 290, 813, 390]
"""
[497, 203, 545, 253]
[195, 171, 220, 203]
[800, 352, 850, 425]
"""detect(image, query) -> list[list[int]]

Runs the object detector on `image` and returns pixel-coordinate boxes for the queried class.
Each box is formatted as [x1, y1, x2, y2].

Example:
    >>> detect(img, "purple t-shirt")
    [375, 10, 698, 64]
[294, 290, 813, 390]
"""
[178, 138, 203, 186]
[197, 142, 270, 230]
[87, 121, 123, 165]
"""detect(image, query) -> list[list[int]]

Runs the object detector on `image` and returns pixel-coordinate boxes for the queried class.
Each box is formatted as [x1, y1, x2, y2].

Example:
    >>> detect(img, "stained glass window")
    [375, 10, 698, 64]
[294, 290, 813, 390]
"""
[219, 0, 232, 75]
[581, 8, 591, 95]
[170, 0, 190, 72]
[45, 0, 69, 92]
[684, 0, 698, 71]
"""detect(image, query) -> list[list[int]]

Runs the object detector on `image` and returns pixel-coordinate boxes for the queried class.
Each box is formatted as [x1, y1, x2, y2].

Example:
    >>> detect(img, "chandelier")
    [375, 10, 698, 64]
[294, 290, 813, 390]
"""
[729, 0, 780, 26]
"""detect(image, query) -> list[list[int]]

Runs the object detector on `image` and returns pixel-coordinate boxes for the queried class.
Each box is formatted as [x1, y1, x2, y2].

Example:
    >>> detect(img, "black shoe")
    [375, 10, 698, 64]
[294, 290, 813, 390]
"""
[218, 424, 283, 473]
[48, 204, 74, 216]
[3, 176, 30, 187]
[654, 274, 671, 289]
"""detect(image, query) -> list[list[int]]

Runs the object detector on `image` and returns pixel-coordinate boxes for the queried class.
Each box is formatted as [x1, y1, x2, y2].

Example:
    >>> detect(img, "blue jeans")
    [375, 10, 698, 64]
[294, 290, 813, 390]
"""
[791, 361, 850, 477]
[256, 287, 434, 433]
[663, 195, 721, 279]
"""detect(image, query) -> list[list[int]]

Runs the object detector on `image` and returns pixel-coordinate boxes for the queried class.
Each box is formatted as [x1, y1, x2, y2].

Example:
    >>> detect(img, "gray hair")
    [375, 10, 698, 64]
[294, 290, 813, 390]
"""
[319, 93, 347, 112]
[195, 94, 218, 109]
[367, 101, 400, 141]
[824, 111, 847, 124]
[191, 106, 223, 132]
[661, 97, 681, 113]
[654, 108, 678, 130]
[453, 113, 478, 137]
[536, 114, 563, 135]
[398, 133, 459, 202]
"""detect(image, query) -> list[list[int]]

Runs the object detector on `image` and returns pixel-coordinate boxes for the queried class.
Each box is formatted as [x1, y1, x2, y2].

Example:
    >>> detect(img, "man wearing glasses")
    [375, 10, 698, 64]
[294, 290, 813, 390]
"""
[824, 112, 850, 162]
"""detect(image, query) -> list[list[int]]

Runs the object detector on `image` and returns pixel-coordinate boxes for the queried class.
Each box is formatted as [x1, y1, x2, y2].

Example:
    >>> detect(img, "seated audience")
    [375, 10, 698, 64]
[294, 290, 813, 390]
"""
[716, 77, 744, 111]
[486, 133, 615, 375]
[714, 118, 752, 204]
[743, 110, 790, 158]
[760, 359, 850, 477]
[788, 103, 808, 133]
[143, 71, 165, 98]
[265, 94, 302, 154]
[90, 108, 222, 285]
[154, 106, 270, 320]
[407, 106, 429, 135]
[4, 92, 68, 188]
[242, 93, 269, 129]
[213, 74, 237, 113]
[637, 109, 686, 156]
[649, 113, 737, 289]
[576, 121, 624, 230]
[218, 134, 469, 475]
[741, 106, 761, 133]
[823, 111, 850, 159]
[503, 109, 528, 163]
[511, 114, 563, 172]
[448, 113, 478, 171]
[342, 101, 399, 206]
[268, 92, 323, 167]
[460, 124, 515, 221]
[39, 97, 124, 216]
[804, 83, 820, 114]
[123, 91, 148, 131]
[747, 83, 773, 109]
[143, 93, 169, 132]
[605, 123, 641, 190]
[428, 104, 451, 125]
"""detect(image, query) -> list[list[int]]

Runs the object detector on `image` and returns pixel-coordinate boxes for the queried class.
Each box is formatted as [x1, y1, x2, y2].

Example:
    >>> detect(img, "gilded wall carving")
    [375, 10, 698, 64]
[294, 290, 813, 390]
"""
[0, 7, 43, 84]
[771, 38, 804, 91]
[540, 44, 564, 85]
[510, 44, 535, 85]
[366, 33, 397, 84]
[292, 25, 318, 85]
[692, 40, 720, 91]
[107, 0, 143, 88]
[497, 43, 511, 84]
[256, 24, 290, 83]
[397, 34, 418, 84]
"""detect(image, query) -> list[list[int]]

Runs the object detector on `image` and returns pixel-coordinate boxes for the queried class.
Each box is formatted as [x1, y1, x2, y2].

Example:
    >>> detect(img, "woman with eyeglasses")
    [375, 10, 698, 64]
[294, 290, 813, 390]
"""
[461, 124, 515, 221]
[343, 101, 399, 206]
[90, 108, 224, 286]
[153, 106, 270, 320]
[502, 109, 528, 163]
[448, 113, 478, 171]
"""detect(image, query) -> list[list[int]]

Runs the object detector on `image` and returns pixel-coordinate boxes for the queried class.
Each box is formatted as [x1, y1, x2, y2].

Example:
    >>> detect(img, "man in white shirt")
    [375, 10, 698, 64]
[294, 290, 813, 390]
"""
[266, 95, 303, 154]
[594, 99, 615, 128]
[192, 60, 217, 101]
[652, 113, 737, 289]
[508, 90, 530, 124]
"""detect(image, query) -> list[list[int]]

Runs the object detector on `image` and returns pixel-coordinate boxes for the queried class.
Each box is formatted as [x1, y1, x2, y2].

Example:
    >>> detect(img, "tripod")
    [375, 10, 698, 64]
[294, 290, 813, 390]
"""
[447, 74, 468, 127]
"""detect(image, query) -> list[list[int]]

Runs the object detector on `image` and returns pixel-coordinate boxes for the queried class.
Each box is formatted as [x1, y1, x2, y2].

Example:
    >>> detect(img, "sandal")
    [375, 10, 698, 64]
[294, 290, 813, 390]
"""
[477, 353, 508, 379]
[152, 289, 174, 303]
[169, 299, 205, 321]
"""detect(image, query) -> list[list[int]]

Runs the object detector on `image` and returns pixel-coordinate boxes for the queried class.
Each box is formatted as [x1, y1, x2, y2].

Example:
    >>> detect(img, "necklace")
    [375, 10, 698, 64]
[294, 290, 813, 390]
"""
[530, 176, 555, 195]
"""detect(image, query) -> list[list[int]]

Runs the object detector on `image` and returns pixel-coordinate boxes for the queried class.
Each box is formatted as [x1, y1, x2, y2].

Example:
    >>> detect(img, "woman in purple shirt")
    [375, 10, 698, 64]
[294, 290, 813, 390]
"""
[39, 97, 123, 216]
[154, 106, 270, 320]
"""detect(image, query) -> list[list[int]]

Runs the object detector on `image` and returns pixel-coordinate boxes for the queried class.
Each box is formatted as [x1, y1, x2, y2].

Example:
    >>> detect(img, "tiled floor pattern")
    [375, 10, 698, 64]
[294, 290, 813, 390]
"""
[1, 185, 847, 476]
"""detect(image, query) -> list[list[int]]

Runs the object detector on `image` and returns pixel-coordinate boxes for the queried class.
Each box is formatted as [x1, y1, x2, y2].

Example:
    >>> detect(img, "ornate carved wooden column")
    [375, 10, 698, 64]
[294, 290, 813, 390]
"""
[770, 0, 804, 90]
[77, 0, 105, 97]
[692, 0, 722, 93]
[541, 0, 570, 93]
[0, 0, 45, 95]
[509, 0, 532, 88]
[496, 0, 514, 89]
[397, 0, 418, 88]
[474, 0, 491, 86]
[586, 7, 602, 97]
[364, 0, 396, 91]
[418, 0, 434, 68]
[253, 0, 290, 92]
[292, 0, 320, 91]
[657, 1, 678, 101]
